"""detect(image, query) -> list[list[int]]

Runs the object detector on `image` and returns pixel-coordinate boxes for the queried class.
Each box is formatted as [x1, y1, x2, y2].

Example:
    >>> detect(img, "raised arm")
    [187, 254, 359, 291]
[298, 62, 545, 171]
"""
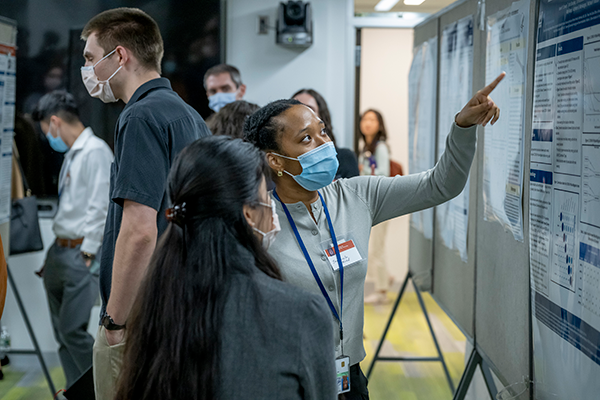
[345, 73, 506, 226]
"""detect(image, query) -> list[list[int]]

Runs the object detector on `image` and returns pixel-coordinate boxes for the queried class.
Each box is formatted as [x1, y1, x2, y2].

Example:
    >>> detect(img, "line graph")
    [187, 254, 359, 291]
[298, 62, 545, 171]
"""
[582, 148, 600, 227]
[584, 51, 600, 132]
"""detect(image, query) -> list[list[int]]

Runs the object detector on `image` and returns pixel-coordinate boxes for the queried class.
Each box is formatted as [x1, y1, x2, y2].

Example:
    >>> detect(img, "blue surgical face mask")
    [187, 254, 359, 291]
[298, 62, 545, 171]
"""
[46, 123, 69, 153]
[208, 92, 237, 112]
[272, 142, 339, 191]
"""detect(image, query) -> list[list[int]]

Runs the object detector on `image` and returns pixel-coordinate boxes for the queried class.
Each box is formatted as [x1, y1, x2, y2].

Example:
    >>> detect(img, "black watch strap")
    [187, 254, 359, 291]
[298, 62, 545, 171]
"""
[101, 315, 126, 331]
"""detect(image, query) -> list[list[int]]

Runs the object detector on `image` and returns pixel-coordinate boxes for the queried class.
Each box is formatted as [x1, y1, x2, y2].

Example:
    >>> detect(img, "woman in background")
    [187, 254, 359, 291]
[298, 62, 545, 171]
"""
[115, 136, 336, 400]
[293, 89, 359, 180]
[358, 109, 392, 304]
[207, 100, 260, 138]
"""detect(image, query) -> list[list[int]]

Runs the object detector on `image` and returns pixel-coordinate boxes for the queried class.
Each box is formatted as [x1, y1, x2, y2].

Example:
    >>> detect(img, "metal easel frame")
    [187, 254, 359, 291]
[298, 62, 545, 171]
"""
[6, 264, 56, 397]
[452, 346, 498, 400]
[366, 269, 455, 395]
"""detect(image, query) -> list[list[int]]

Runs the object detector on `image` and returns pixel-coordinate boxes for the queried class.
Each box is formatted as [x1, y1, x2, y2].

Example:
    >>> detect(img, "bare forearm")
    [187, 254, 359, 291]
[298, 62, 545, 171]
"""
[106, 224, 157, 325]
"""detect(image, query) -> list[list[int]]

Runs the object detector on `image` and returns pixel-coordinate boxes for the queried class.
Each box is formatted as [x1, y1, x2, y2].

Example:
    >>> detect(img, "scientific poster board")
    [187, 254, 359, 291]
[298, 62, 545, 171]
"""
[482, 0, 529, 243]
[529, 0, 600, 398]
[0, 19, 16, 226]
[408, 36, 438, 241]
[436, 14, 474, 262]
[430, 0, 479, 340]
[408, 17, 439, 291]
[474, 0, 536, 391]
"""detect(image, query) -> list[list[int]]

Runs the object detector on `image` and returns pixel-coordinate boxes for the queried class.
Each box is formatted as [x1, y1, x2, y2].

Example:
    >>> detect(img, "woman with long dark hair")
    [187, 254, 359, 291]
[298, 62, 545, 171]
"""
[358, 109, 389, 177]
[115, 136, 336, 400]
[244, 73, 505, 399]
[292, 89, 359, 179]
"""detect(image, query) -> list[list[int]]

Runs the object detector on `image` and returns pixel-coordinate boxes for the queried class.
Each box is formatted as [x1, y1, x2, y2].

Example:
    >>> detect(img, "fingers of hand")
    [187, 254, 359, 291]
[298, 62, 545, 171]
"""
[491, 107, 500, 125]
[480, 72, 506, 96]
[482, 106, 496, 126]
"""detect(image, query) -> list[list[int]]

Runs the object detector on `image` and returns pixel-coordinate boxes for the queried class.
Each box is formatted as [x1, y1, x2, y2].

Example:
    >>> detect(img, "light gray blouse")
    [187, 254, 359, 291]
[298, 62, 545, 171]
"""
[268, 122, 477, 366]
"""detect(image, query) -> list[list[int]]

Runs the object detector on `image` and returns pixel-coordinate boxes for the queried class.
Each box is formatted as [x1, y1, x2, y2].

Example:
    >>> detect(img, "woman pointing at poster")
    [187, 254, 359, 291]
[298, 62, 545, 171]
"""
[244, 72, 505, 399]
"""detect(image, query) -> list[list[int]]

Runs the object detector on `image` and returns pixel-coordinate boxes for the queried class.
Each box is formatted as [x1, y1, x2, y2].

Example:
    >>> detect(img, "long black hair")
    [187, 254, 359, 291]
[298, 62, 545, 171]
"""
[115, 136, 281, 400]
[360, 109, 388, 154]
[292, 88, 337, 146]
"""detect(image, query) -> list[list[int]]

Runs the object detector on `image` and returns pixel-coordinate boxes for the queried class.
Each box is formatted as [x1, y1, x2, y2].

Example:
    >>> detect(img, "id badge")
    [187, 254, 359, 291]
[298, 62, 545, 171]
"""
[336, 356, 351, 394]
[323, 239, 363, 271]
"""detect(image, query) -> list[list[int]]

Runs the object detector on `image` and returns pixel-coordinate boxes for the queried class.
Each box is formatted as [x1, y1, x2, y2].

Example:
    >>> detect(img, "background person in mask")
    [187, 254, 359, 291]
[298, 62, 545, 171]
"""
[80, 8, 211, 399]
[31, 90, 113, 389]
[244, 72, 505, 399]
[204, 63, 246, 113]
[115, 136, 336, 400]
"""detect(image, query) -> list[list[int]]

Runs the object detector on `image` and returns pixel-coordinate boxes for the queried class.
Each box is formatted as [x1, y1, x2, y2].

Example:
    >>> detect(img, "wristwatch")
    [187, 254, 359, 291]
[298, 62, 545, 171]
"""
[82, 252, 95, 261]
[101, 315, 126, 331]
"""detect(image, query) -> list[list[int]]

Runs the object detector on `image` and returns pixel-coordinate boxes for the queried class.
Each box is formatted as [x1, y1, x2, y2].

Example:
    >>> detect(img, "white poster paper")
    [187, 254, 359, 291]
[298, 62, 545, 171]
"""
[0, 34, 16, 226]
[530, 1, 600, 398]
[408, 36, 437, 240]
[483, 0, 529, 242]
[437, 15, 473, 262]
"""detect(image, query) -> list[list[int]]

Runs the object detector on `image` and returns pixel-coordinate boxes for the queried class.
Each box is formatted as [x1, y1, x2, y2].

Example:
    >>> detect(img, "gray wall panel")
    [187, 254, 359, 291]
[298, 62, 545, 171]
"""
[431, 0, 480, 340]
[410, 17, 439, 291]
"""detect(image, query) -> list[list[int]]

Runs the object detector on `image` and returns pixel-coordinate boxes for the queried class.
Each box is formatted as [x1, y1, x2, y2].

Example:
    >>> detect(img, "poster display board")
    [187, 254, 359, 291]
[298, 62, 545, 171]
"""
[436, 15, 474, 262]
[408, 36, 438, 240]
[0, 20, 16, 225]
[482, 0, 529, 242]
[529, 0, 600, 398]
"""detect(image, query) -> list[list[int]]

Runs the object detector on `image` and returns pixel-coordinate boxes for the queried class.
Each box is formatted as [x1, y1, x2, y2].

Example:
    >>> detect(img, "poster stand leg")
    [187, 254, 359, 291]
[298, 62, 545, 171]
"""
[452, 347, 498, 400]
[5, 264, 57, 398]
[366, 270, 455, 395]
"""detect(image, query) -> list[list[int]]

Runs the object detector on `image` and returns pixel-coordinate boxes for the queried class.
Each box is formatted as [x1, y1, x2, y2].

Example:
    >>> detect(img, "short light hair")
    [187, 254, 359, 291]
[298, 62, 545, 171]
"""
[82, 8, 164, 73]
[203, 64, 243, 89]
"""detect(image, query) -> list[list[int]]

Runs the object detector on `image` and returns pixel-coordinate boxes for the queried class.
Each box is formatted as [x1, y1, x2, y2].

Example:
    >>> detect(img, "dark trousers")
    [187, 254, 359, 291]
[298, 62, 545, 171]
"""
[43, 243, 98, 388]
[341, 364, 369, 400]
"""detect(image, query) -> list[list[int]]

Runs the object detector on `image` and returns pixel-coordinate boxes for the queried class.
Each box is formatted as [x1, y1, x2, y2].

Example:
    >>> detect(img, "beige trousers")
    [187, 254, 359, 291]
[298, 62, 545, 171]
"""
[93, 326, 125, 400]
[367, 221, 390, 292]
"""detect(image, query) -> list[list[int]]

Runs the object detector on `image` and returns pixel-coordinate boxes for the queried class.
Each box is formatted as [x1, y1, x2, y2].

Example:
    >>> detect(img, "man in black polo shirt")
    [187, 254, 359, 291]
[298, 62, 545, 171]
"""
[80, 8, 210, 399]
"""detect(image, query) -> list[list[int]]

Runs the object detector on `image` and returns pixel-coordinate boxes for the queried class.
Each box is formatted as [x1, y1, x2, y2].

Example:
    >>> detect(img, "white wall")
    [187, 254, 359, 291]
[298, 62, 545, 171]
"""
[359, 28, 414, 284]
[226, 0, 355, 148]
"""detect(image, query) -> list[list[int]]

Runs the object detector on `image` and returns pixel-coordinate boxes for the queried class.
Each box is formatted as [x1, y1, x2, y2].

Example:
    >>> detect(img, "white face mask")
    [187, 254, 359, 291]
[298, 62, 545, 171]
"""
[80, 48, 122, 103]
[252, 199, 281, 250]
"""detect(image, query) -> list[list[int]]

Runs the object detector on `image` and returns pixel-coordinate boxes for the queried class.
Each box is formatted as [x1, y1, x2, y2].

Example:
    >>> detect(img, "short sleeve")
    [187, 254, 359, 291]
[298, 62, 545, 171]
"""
[113, 117, 168, 210]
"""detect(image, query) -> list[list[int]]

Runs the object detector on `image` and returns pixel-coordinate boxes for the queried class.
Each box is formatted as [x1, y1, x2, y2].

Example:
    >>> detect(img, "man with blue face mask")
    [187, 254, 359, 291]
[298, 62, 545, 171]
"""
[31, 90, 113, 389]
[204, 64, 247, 113]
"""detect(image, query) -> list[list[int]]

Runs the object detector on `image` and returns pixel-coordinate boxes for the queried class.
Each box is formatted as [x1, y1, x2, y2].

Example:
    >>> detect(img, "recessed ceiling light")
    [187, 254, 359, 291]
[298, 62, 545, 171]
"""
[375, 0, 400, 12]
[404, 0, 426, 5]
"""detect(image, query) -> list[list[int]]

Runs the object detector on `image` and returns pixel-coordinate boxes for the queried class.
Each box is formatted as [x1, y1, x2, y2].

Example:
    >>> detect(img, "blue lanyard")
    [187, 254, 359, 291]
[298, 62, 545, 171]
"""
[273, 190, 345, 344]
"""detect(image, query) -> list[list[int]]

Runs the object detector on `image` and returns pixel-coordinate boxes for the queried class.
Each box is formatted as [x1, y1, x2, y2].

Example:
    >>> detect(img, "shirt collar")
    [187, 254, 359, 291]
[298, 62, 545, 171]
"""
[125, 77, 172, 108]
[67, 127, 94, 154]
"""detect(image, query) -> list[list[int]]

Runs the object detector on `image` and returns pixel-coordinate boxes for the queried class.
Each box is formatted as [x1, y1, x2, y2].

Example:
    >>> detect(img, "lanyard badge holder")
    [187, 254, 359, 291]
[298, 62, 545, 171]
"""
[274, 190, 351, 394]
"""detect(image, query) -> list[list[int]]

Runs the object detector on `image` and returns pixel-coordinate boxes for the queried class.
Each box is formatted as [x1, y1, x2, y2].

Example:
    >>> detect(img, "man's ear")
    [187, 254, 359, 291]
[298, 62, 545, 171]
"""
[115, 45, 129, 67]
[49, 115, 61, 129]
[236, 84, 247, 100]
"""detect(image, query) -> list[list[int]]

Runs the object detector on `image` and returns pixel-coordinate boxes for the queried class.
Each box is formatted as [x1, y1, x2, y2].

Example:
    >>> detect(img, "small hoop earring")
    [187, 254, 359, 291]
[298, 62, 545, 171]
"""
[277, 170, 283, 177]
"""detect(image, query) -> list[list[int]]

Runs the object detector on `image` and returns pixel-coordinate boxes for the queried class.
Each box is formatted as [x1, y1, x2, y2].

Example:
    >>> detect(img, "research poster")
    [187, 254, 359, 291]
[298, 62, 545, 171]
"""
[483, 0, 529, 242]
[0, 21, 16, 226]
[529, 1, 600, 398]
[437, 15, 473, 262]
[408, 36, 437, 240]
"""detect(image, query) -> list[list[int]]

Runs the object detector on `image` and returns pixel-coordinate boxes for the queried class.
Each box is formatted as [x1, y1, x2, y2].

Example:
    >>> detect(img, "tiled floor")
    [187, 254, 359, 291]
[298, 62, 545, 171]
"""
[0, 287, 466, 400]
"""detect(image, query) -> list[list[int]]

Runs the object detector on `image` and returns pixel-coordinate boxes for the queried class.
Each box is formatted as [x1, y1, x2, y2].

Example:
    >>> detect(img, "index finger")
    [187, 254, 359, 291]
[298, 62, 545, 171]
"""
[480, 72, 506, 96]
